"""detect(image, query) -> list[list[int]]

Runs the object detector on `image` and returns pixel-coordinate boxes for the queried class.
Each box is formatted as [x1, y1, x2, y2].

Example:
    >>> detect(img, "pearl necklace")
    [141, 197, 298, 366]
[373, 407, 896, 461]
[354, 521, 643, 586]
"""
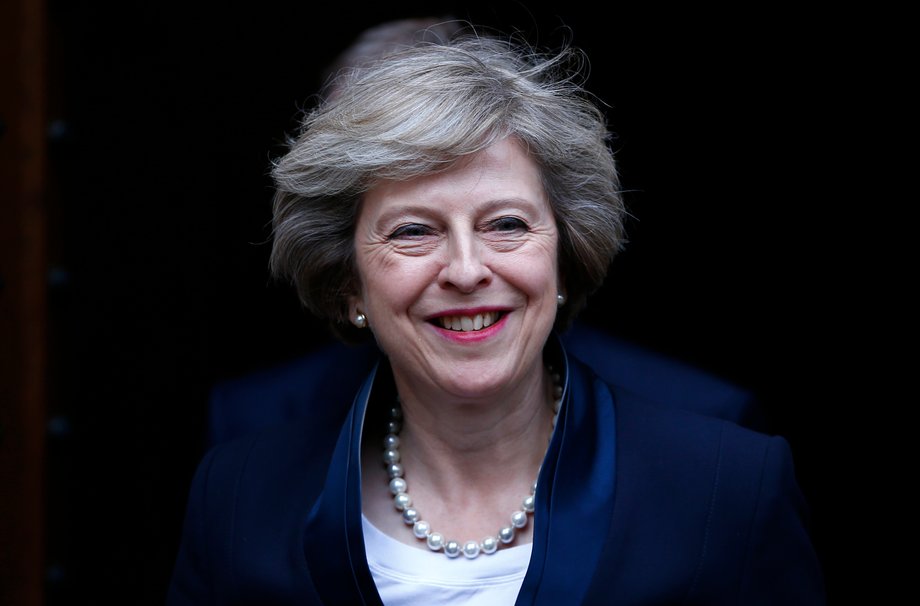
[380, 369, 563, 559]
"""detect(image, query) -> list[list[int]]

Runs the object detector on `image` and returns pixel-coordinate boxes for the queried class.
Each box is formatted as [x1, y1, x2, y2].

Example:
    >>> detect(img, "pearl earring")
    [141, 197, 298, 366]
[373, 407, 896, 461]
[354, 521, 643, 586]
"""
[557, 294, 566, 307]
[354, 313, 367, 328]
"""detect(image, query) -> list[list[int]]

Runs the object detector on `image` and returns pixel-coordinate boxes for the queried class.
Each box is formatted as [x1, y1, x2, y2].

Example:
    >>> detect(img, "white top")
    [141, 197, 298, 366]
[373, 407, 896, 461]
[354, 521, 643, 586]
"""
[362, 514, 532, 606]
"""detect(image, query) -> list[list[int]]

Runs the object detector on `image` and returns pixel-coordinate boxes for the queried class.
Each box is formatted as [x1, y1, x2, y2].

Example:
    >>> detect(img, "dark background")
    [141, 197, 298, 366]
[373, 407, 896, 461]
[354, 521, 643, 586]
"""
[40, 1, 864, 603]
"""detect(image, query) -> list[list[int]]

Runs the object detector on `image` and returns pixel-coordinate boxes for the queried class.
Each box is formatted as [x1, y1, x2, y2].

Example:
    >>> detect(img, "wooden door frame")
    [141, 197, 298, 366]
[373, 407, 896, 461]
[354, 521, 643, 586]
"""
[0, 0, 47, 605]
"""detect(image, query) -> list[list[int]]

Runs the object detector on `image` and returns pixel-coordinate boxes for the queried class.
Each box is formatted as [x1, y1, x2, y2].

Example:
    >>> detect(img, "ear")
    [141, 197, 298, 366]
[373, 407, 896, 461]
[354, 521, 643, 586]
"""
[348, 294, 361, 314]
[348, 294, 366, 324]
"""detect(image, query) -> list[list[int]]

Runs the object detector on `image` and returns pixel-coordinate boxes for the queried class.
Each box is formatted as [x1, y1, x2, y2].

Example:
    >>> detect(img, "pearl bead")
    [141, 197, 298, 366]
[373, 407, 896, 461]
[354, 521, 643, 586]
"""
[386, 420, 401, 434]
[462, 541, 481, 559]
[511, 510, 528, 528]
[383, 449, 400, 464]
[402, 507, 419, 525]
[522, 495, 535, 513]
[393, 492, 411, 510]
[498, 526, 515, 543]
[426, 532, 444, 551]
[383, 434, 400, 449]
[388, 407, 402, 420]
[554, 385, 563, 398]
[386, 463, 404, 479]
[413, 520, 430, 538]
[444, 540, 461, 558]
[481, 536, 498, 554]
[389, 477, 407, 495]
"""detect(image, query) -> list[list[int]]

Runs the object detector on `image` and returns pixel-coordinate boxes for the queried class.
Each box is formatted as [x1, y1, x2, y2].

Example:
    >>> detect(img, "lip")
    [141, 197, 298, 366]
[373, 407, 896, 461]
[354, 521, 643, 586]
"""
[427, 307, 511, 343]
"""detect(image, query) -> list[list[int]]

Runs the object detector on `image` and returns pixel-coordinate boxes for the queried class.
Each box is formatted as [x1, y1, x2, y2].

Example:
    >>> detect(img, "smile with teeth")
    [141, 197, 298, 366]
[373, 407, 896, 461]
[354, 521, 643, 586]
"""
[436, 311, 502, 332]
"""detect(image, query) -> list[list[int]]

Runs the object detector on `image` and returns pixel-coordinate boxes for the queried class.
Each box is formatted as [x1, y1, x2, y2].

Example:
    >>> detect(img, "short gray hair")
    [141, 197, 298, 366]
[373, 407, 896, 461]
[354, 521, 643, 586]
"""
[270, 32, 626, 341]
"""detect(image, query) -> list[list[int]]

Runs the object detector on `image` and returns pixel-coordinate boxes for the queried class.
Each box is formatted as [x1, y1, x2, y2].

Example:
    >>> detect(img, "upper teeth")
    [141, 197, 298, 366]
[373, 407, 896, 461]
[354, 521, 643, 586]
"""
[438, 312, 499, 332]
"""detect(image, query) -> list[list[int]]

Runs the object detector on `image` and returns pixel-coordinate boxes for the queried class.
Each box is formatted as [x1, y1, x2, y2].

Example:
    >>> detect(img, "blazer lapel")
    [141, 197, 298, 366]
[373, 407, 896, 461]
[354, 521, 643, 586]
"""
[519, 337, 619, 605]
[302, 362, 384, 606]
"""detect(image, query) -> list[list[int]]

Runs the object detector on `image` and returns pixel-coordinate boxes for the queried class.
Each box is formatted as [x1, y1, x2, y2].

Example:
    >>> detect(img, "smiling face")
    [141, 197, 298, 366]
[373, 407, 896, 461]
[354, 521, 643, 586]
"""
[350, 138, 561, 401]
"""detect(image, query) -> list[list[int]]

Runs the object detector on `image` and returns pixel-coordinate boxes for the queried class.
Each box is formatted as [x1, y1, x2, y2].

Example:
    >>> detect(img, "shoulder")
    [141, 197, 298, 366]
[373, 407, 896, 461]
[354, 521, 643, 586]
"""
[571, 354, 805, 544]
[601, 359, 801, 522]
[206, 340, 378, 445]
[562, 322, 767, 430]
[168, 415, 346, 603]
[174, 418, 334, 573]
[575, 365, 825, 602]
[614, 380, 775, 470]
[562, 353, 778, 527]
[178, 405, 348, 566]
[564, 356, 825, 602]
[192, 414, 341, 506]
[567, 348, 765, 453]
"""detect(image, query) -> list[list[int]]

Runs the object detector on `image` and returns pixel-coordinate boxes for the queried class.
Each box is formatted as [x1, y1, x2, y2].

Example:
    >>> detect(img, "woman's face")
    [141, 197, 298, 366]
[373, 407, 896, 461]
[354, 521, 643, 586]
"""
[350, 138, 560, 400]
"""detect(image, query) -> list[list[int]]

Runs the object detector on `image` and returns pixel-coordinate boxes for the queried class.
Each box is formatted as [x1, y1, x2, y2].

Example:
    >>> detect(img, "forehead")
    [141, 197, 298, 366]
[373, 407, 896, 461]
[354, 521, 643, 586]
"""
[360, 138, 548, 218]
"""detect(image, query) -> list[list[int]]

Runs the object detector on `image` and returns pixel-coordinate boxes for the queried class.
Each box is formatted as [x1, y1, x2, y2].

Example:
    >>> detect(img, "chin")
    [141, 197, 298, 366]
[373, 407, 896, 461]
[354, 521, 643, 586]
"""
[433, 360, 525, 399]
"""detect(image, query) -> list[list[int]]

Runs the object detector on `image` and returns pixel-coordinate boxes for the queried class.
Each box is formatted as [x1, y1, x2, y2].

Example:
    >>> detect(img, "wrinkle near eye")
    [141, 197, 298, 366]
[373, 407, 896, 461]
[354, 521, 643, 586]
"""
[389, 240, 440, 256]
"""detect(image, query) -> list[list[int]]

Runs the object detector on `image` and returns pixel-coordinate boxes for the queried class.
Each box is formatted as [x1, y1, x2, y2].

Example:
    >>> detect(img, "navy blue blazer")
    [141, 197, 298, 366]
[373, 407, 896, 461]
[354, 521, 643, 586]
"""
[206, 322, 767, 448]
[169, 337, 824, 604]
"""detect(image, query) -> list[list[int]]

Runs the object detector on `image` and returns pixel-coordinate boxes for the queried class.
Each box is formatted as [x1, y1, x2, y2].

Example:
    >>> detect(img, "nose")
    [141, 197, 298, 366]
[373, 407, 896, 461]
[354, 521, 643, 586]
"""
[437, 232, 492, 293]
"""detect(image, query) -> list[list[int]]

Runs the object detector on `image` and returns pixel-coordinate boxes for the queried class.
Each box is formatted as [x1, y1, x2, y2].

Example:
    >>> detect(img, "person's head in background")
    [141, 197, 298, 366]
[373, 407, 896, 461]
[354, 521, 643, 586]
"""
[319, 17, 466, 101]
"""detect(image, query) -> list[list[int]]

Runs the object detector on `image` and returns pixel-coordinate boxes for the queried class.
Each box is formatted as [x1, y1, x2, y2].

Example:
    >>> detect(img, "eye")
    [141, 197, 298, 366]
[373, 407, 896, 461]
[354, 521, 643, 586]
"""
[388, 223, 433, 239]
[489, 216, 528, 232]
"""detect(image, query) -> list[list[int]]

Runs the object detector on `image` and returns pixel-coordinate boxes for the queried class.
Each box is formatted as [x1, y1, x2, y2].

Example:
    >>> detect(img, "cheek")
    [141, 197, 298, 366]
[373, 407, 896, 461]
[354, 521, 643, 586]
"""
[358, 255, 435, 315]
[363, 277, 405, 313]
[505, 246, 559, 296]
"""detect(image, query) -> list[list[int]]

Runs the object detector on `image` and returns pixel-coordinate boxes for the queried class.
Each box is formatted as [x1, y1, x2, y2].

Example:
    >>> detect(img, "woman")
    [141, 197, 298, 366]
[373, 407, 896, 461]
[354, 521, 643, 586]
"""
[168, 32, 825, 605]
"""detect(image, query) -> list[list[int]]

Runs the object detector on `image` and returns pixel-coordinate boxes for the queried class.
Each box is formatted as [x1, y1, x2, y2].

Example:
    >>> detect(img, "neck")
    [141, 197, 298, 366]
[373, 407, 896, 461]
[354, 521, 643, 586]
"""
[391, 359, 554, 494]
[360, 357, 562, 555]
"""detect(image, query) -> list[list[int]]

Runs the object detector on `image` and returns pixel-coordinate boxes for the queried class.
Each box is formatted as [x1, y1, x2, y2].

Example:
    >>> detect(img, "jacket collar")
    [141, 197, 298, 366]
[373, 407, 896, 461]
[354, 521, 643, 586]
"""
[302, 334, 618, 605]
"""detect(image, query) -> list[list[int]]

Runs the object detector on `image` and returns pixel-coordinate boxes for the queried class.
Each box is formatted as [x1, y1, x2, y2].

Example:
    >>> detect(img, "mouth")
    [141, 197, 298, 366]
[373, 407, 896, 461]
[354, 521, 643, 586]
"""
[431, 311, 506, 332]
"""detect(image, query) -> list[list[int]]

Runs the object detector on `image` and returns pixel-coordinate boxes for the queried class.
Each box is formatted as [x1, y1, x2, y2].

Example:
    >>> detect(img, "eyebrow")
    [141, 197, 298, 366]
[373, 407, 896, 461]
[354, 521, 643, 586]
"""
[373, 197, 544, 226]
